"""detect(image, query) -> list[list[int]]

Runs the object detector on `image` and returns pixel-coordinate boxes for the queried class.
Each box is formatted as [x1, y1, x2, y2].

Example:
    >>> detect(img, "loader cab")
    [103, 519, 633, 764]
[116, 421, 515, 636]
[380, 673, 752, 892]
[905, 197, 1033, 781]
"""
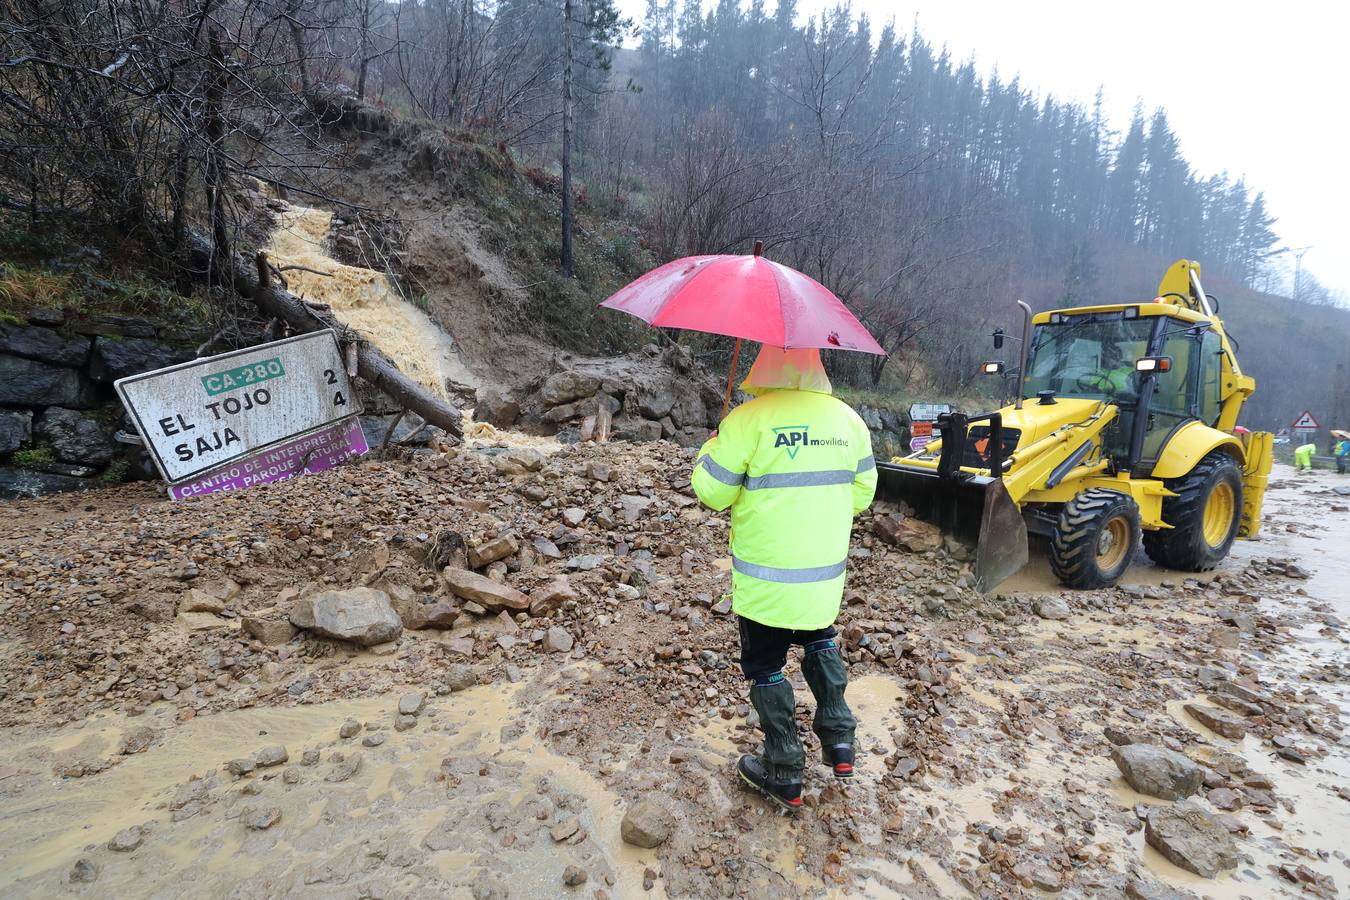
[1021, 307, 1224, 472]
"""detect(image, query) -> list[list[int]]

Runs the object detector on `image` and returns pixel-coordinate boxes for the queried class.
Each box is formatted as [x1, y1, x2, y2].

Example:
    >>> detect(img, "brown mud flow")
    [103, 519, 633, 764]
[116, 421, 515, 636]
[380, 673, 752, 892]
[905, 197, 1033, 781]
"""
[264, 203, 471, 399]
[0, 453, 1346, 898]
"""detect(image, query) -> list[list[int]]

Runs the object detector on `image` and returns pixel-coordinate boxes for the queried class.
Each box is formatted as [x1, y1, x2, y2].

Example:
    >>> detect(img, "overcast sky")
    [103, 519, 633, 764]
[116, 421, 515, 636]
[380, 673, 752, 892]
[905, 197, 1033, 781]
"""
[618, 0, 1348, 298]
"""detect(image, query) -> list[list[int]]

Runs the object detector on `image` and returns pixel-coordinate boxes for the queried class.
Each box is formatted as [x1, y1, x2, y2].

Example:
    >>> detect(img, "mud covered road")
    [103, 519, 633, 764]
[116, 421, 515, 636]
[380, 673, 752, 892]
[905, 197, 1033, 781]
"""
[0, 449, 1346, 898]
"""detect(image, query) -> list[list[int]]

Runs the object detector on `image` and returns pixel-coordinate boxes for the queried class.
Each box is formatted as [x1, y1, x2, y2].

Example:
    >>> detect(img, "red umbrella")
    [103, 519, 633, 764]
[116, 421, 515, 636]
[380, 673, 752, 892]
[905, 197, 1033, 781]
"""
[601, 241, 884, 415]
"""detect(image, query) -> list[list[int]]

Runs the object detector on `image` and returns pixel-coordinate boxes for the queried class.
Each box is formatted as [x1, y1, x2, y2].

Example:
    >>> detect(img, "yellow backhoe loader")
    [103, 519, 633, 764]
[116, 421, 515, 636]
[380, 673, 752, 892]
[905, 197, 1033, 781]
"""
[878, 260, 1272, 591]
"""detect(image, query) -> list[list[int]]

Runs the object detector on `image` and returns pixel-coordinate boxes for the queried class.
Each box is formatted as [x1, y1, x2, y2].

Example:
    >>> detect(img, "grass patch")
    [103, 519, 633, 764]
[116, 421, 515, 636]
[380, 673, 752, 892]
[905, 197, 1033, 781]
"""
[99, 457, 130, 485]
[0, 265, 79, 309]
[0, 215, 213, 327]
[0, 260, 211, 326]
[11, 446, 53, 466]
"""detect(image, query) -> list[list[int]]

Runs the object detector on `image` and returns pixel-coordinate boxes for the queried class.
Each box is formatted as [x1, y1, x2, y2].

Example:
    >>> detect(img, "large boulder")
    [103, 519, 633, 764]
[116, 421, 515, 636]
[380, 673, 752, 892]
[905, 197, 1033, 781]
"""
[468, 535, 519, 569]
[1144, 803, 1238, 878]
[620, 799, 675, 848]
[36, 407, 118, 466]
[0, 410, 32, 454]
[542, 396, 597, 424]
[1183, 703, 1248, 740]
[878, 407, 904, 434]
[873, 515, 943, 552]
[0, 322, 91, 367]
[1110, 743, 1203, 800]
[612, 417, 662, 443]
[0, 355, 98, 408]
[88, 337, 195, 382]
[634, 378, 676, 420]
[441, 567, 530, 611]
[668, 381, 706, 428]
[529, 578, 577, 617]
[491, 448, 544, 476]
[539, 370, 601, 407]
[1033, 595, 1072, 621]
[397, 600, 461, 630]
[289, 587, 403, 646]
[241, 616, 299, 645]
[675, 426, 712, 450]
[857, 405, 884, 431]
[473, 388, 520, 427]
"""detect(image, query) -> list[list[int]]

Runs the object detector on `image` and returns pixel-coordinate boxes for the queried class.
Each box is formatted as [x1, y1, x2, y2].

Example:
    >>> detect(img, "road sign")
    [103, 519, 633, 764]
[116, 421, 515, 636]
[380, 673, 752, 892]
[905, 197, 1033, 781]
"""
[909, 435, 934, 453]
[1291, 409, 1320, 434]
[116, 331, 362, 484]
[168, 418, 368, 500]
[909, 402, 951, 422]
[910, 420, 933, 438]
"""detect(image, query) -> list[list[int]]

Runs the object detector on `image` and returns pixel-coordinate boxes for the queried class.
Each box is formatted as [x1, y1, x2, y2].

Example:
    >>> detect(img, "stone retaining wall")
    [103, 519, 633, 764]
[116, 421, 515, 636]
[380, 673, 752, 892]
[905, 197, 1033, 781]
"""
[0, 308, 205, 498]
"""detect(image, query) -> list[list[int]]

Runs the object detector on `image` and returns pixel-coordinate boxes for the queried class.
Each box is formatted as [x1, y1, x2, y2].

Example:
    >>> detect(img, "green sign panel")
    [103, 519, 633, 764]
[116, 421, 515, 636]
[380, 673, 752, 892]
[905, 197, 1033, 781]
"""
[201, 358, 286, 396]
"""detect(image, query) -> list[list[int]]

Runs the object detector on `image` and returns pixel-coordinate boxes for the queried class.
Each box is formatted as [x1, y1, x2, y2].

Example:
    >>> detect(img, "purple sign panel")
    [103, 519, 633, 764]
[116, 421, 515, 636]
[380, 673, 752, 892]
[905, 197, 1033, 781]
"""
[169, 417, 367, 500]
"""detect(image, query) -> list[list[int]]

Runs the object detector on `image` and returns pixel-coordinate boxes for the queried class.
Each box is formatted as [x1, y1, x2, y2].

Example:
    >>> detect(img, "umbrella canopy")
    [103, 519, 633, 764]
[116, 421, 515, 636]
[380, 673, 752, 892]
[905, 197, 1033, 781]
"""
[600, 244, 885, 355]
[1332, 429, 1350, 440]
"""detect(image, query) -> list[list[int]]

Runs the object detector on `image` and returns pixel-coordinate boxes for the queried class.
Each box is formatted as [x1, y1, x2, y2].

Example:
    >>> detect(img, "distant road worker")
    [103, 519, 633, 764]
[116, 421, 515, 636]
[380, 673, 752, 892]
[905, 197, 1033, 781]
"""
[1335, 437, 1349, 474]
[691, 346, 877, 812]
[1294, 442, 1316, 472]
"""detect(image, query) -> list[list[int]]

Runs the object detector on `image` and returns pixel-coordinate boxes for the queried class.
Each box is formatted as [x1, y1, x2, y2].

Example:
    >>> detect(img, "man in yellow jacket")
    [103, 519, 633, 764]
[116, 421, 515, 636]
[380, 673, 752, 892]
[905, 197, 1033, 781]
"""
[691, 346, 877, 811]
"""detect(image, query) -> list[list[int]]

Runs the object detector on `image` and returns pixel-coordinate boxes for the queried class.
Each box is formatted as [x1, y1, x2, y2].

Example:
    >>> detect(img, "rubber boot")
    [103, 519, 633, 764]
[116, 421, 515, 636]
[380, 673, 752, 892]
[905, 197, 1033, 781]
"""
[802, 638, 857, 778]
[736, 755, 801, 812]
[744, 675, 803, 810]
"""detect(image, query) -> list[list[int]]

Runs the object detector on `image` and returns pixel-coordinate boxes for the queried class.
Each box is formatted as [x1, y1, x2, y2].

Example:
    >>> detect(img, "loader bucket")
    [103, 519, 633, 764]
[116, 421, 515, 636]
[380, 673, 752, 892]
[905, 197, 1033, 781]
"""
[876, 462, 1028, 592]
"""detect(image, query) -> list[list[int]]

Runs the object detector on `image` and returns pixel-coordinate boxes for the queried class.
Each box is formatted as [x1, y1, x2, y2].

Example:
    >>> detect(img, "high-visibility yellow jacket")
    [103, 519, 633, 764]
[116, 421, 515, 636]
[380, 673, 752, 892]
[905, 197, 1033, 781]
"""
[691, 388, 876, 630]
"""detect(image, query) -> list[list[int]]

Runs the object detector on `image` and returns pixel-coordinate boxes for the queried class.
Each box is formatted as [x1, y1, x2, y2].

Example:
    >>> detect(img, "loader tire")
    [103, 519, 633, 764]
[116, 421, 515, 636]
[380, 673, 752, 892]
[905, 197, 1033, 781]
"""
[1049, 489, 1141, 589]
[1143, 452, 1243, 572]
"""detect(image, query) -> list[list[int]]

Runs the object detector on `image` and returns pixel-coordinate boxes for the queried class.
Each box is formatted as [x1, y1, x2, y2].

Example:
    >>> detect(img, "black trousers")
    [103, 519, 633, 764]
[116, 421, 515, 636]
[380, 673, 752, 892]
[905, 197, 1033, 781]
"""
[737, 616, 838, 682]
[737, 616, 856, 768]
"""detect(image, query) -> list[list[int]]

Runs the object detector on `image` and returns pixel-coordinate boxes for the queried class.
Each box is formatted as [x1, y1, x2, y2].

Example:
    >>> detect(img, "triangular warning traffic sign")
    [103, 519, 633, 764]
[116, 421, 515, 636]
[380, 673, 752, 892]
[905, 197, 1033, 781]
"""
[1291, 409, 1320, 429]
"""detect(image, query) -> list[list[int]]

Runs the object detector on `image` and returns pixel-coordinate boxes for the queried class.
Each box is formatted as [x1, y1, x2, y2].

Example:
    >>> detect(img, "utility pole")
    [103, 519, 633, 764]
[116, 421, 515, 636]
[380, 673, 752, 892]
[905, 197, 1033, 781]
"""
[1290, 246, 1313, 302]
[1267, 245, 1313, 301]
[560, 0, 575, 278]
[1335, 362, 1349, 437]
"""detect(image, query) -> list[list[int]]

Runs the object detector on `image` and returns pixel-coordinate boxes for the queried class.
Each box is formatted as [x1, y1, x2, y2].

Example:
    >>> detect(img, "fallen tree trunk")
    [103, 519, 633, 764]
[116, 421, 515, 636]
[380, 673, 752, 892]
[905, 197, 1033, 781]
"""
[186, 230, 462, 440]
[251, 251, 464, 439]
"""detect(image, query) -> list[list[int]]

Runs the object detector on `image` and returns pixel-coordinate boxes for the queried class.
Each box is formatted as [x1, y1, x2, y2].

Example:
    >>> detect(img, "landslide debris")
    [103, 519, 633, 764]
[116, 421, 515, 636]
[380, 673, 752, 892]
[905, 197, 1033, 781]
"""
[0, 451, 1346, 898]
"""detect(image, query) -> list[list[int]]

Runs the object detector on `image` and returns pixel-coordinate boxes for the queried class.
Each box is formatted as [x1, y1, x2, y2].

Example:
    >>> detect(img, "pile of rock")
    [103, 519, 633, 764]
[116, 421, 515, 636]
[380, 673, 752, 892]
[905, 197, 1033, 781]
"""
[1, 309, 204, 497]
[477, 344, 723, 449]
[480, 345, 917, 457]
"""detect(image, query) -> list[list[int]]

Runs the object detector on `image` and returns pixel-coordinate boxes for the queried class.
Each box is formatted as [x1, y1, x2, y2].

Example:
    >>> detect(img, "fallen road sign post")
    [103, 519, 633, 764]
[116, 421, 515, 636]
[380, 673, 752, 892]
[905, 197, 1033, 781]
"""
[116, 330, 365, 493]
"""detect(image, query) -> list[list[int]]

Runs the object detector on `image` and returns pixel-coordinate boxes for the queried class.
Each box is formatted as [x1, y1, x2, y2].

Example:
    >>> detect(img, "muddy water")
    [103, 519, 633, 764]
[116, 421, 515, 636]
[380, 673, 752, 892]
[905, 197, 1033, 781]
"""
[0, 681, 663, 897]
[265, 204, 471, 398]
[688, 676, 971, 898]
[462, 417, 562, 454]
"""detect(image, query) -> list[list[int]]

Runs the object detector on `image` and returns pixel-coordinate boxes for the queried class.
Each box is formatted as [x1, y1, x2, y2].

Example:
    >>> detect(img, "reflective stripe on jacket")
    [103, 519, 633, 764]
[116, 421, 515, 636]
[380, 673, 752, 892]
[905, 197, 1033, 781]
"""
[691, 388, 877, 630]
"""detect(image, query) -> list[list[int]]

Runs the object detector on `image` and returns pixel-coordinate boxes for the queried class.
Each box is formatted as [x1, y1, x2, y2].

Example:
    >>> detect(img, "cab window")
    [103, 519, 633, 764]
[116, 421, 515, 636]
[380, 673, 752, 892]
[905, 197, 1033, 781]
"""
[1197, 330, 1224, 426]
[1140, 319, 1211, 465]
